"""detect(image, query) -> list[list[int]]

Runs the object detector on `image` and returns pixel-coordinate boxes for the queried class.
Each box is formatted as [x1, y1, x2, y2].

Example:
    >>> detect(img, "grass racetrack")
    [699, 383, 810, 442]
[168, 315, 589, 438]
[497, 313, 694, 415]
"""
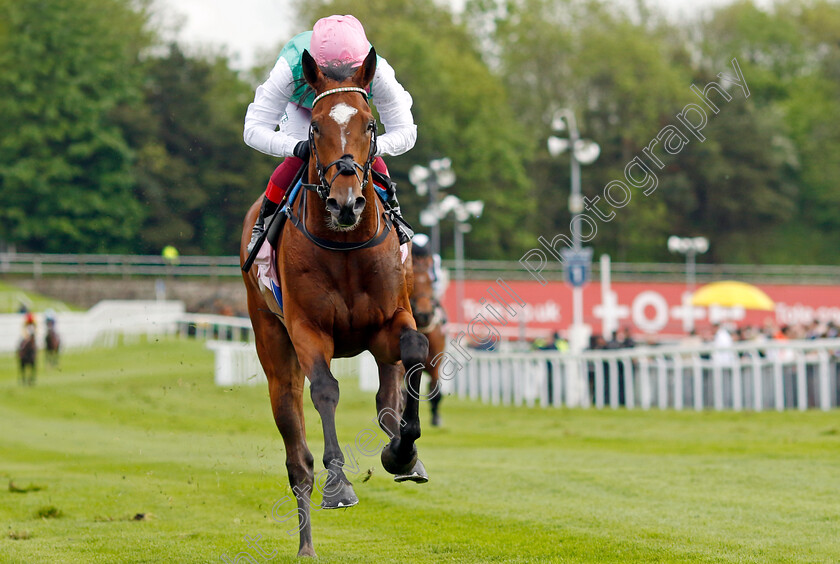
[1, 339, 839, 563]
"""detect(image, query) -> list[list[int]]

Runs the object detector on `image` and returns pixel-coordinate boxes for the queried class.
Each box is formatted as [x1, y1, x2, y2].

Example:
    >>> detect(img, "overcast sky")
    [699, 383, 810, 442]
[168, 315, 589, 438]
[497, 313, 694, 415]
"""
[155, 0, 763, 70]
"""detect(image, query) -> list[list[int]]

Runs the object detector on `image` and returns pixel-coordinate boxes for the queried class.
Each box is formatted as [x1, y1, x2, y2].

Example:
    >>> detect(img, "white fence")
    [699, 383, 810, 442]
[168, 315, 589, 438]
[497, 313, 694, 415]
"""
[457, 339, 840, 411]
[0, 300, 185, 353]
[206, 340, 370, 387]
[203, 337, 839, 411]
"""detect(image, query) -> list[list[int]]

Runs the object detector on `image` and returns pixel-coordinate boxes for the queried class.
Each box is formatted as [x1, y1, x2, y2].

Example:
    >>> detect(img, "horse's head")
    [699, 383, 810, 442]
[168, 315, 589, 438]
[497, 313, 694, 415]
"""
[301, 47, 377, 230]
[411, 256, 437, 330]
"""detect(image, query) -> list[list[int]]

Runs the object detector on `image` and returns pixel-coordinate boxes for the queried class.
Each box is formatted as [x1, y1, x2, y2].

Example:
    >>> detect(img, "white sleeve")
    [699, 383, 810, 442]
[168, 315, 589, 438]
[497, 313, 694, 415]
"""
[370, 58, 417, 157]
[243, 57, 301, 158]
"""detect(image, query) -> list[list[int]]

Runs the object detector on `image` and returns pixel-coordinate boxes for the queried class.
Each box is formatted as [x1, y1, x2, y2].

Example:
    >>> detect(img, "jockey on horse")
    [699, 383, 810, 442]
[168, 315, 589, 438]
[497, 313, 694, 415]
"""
[243, 14, 415, 252]
[240, 15, 430, 557]
[410, 233, 447, 325]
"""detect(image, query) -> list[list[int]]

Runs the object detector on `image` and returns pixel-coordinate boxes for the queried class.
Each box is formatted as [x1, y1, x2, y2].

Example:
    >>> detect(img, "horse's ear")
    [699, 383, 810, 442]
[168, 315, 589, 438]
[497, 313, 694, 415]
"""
[353, 47, 377, 88]
[301, 49, 323, 89]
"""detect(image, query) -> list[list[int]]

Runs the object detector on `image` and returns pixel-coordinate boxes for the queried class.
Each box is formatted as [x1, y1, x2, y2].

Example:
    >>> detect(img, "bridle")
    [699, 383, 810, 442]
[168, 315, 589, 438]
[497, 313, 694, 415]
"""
[301, 87, 377, 201]
[285, 86, 393, 252]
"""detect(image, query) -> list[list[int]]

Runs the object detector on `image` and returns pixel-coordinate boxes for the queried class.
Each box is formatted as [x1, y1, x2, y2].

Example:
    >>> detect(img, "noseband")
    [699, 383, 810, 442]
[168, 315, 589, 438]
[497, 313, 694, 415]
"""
[302, 87, 377, 201]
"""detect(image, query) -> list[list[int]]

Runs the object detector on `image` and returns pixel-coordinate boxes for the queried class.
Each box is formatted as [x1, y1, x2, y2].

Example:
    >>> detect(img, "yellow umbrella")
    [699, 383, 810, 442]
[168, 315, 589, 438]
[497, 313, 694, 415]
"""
[690, 281, 775, 311]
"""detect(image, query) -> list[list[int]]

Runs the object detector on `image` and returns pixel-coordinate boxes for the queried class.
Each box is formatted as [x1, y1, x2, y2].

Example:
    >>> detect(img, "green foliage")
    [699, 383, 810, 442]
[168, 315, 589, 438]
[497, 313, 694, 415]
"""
[117, 44, 275, 255]
[0, 0, 150, 252]
[460, 0, 840, 264]
[694, 0, 840, 262]
[1, 0, 839, 263]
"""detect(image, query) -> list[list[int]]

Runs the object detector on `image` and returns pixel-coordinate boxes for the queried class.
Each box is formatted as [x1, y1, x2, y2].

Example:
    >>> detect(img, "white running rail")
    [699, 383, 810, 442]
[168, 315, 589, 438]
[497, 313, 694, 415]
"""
[203, 336, 840, 411]
[456, 339, 840, 411]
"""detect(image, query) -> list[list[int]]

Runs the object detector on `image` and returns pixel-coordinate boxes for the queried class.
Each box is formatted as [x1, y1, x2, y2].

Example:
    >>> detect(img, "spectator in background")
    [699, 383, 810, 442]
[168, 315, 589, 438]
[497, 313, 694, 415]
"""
[617, 326, 635, 348]
[713, 323, 734, 365]
[681, 329, 703, 348]
[542, 331, 569, 353]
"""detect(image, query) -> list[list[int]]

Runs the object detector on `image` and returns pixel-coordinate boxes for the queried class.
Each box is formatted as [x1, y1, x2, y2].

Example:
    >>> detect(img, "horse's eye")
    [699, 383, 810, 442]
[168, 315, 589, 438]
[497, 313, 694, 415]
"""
[367, 120, 376, 133]
[311, 122, 320, 135]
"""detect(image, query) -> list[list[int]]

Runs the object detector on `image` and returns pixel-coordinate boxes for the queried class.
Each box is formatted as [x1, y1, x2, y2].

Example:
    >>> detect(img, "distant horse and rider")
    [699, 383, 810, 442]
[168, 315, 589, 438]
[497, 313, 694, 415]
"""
[240, 23, 429, 557]
[44, 311, 60, 368]
[409, 236, 448, 426]
[17, 314, 37, 386]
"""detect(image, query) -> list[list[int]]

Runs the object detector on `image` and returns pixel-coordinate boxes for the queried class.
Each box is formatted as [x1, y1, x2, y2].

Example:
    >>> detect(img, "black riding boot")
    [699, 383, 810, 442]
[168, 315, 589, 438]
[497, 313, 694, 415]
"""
[247, 196, 280, 253]
[385, 193, 414, 245]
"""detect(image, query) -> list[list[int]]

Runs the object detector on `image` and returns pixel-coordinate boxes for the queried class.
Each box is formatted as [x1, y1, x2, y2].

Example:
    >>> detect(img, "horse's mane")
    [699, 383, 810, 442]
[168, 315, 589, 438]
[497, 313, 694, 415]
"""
[290, 61, 361, 105]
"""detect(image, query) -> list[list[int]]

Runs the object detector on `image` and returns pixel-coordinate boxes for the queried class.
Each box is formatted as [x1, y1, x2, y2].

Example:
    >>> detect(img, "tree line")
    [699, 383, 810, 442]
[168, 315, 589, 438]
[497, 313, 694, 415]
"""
[1, 0, 838, 264]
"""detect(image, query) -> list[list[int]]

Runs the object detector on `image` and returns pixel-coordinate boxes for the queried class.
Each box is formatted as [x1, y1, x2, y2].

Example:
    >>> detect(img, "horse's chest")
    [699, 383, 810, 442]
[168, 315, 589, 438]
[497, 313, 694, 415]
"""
[286, 264, 402, 324]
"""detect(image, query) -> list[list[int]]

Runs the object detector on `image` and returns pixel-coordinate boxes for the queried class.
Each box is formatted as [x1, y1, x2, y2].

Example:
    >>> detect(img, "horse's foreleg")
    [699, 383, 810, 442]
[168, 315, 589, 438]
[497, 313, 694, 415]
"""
[250, 295, 316, 558]
[268, 373, 316, 557]
[373, 313, 429, 481]
[375, 361, 405, 440]
[293, 328, 359, 510]
[428, 361, 442, 427]
[427, 327, 446, 427]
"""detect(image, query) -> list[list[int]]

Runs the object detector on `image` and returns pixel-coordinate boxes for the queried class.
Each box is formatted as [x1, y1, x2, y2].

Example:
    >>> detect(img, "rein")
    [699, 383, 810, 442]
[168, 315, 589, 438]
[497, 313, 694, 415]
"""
[285, 86, 392, 252]
[286, 185, 393, 251]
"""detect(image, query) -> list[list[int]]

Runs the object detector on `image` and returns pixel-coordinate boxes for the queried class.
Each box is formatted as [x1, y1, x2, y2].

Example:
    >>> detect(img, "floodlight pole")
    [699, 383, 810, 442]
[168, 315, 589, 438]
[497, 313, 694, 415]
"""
[429, 176, 440, 256]
[454, 222, 466, 327]
[553, 109, 585, 351]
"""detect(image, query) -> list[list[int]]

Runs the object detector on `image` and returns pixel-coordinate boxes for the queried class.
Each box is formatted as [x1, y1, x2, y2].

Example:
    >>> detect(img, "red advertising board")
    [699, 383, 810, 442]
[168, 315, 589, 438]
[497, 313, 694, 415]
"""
[441, 279, 840, 338]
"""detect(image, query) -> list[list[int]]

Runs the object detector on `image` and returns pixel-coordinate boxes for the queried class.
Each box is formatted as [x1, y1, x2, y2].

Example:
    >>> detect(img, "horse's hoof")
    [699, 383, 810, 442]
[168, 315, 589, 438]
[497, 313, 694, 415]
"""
[381, 442, 418, 476]
[394, 459, 429, 483]
[431, 413, 441, 427]
[320, 481, 358, 509]
[297, 546, 317, 558]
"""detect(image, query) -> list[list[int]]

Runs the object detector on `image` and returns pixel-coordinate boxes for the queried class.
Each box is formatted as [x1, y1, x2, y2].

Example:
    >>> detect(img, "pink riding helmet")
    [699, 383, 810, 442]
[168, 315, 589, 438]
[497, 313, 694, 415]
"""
[311, 15, 369, 68]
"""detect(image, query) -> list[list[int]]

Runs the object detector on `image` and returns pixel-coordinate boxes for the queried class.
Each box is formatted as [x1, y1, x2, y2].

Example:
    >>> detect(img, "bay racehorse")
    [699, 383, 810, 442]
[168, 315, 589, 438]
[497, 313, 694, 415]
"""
[18, 332, 37, 386]
[45, 324, 60, 368]
[409, 252, 447, 426]
[239, 47, 429, 558]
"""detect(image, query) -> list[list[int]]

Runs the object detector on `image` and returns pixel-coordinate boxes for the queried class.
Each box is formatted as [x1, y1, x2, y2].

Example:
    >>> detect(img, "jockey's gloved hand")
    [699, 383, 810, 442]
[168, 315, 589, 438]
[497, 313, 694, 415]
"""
[293, 141, 310, 161]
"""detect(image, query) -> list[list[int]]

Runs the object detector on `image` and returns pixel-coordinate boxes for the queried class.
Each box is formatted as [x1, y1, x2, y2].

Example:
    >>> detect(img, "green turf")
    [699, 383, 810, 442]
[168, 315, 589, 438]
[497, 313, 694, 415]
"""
[1, 339, 838, 563]
[0, 280, 76, 313]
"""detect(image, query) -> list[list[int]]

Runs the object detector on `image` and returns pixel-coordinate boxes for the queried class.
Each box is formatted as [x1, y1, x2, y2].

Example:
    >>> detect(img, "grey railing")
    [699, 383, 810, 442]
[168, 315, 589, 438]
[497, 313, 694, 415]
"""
[3, 252, 840, 284]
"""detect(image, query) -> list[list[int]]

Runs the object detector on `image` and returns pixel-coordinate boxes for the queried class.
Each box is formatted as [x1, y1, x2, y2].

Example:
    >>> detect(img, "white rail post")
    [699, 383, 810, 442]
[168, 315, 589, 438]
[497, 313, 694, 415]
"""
[657, 357, 668, 409]
[673, 355, 684, 411]
[608, 358, 619, 409]
[732, 356, 743, 412]
[751, 354, 763, 412]
[773, 356, 784, 412]
[713, 362, 724, 411]
[623, 358, 635, 409]
[594, 358, 605, 409]
[692, 355, 704, 411]
[796, 351, 808, 411]
[639, 356, 651, 410]
[818, 350, 831, 411]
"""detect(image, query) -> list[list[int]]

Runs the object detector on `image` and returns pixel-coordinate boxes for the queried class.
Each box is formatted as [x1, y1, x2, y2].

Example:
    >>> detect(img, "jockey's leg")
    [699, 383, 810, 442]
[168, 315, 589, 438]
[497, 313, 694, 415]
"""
[372, 157, 414, 245]
[248, 156, 305, 252]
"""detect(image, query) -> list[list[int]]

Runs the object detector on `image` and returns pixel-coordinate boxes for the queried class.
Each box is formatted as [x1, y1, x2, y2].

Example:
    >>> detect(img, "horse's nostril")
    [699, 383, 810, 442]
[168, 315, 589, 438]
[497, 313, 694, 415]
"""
[326, 198, 341, 214]
[353, 197, 366, 213]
